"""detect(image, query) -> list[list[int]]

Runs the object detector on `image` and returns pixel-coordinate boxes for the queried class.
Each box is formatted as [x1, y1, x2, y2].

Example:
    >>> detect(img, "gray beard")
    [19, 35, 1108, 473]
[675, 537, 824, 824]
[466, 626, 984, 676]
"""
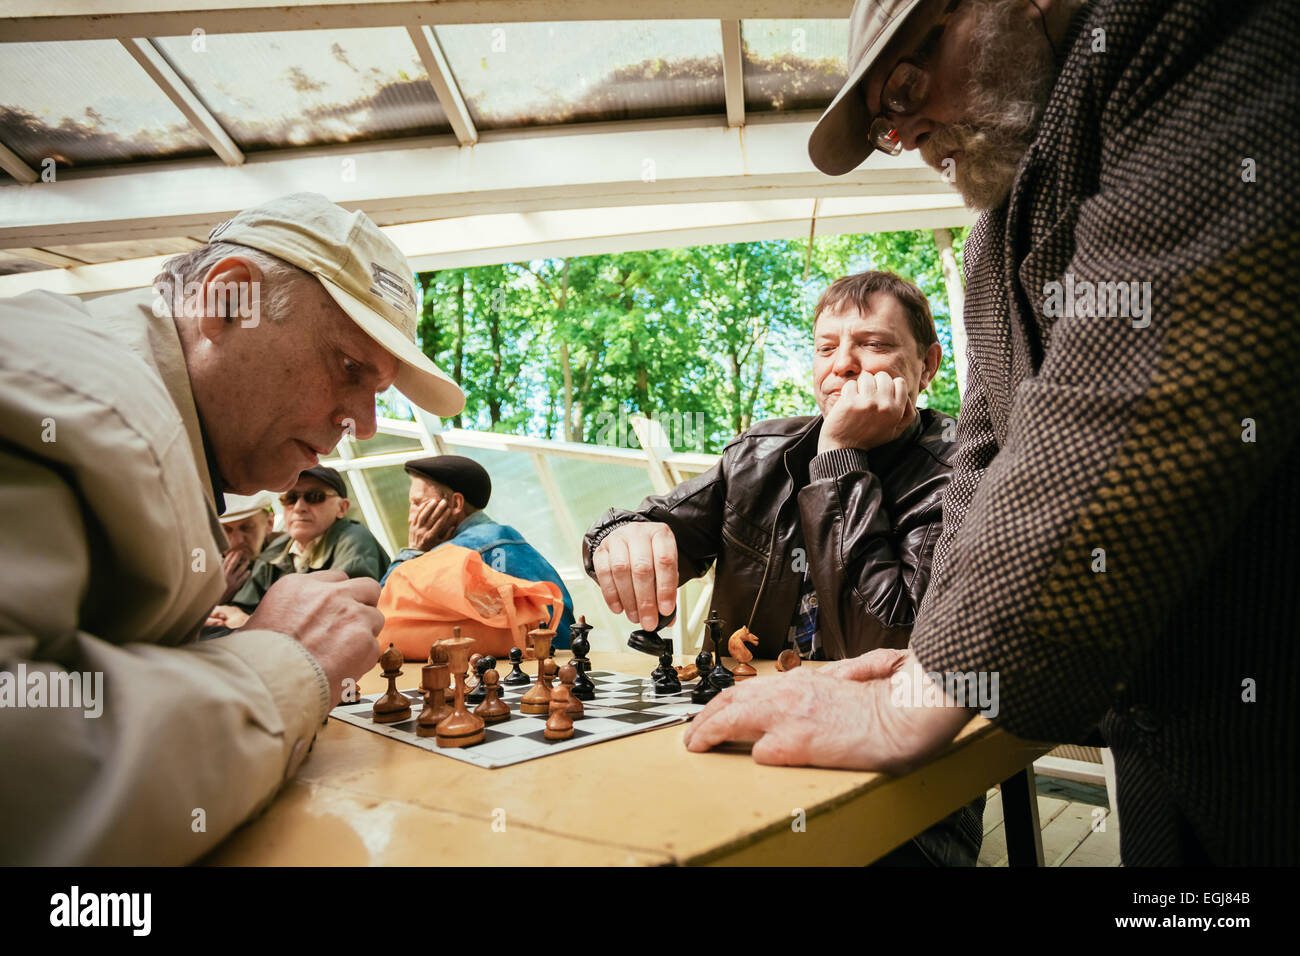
[920, 0, 1059, 211]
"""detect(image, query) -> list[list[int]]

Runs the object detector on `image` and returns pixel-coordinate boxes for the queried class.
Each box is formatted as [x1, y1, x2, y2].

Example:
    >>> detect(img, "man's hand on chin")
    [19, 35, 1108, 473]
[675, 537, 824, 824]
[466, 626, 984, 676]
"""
[817, 372, 916, 455]
[682, 650, 974, 775]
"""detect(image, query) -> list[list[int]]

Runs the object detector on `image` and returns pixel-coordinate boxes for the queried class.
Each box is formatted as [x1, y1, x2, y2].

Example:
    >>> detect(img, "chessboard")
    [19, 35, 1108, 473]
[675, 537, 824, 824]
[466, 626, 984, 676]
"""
[331, 670, 707, 769]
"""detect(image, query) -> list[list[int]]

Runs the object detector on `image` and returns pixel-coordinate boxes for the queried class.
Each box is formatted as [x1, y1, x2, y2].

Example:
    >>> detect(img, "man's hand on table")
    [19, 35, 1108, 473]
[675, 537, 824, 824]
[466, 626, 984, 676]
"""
[243, 569, 382, 709]
[408, 497, 463, 552]
[205, 604, 250, 629]
[592, 520, 678, 632]
[817, 372, 916, 455]
[683, 649, 974, 774]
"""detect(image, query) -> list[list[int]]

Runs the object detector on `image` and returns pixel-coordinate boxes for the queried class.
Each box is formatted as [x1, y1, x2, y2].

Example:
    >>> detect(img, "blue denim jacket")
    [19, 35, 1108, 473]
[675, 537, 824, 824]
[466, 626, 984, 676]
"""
[381, 511, 575, 648]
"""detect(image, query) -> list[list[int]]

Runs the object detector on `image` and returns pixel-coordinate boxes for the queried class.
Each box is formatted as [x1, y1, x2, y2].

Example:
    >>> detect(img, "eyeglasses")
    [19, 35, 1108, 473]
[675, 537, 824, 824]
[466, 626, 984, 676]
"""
[279, 490, 339, 507]
[867, 0, 964, 157]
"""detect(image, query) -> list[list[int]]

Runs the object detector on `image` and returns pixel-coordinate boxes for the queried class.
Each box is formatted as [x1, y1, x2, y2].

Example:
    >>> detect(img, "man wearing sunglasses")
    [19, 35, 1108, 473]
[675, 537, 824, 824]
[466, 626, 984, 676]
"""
[687, 0, 1299, 866]
[227, 466, 390, 616]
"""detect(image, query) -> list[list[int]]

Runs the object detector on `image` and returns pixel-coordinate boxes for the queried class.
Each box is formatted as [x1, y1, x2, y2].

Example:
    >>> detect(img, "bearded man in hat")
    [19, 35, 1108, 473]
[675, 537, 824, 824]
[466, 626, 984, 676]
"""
[228, 465, 389, 616]
[0, 192, 464, 864]
[382, 455, 576, 648]
[686, 0, 1299, 866]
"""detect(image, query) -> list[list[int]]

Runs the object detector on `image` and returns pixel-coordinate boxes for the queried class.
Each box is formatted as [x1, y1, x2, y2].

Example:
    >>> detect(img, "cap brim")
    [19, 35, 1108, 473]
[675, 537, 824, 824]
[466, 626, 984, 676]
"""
[317, 275, 467, 417]
[808, 0, 925, 176]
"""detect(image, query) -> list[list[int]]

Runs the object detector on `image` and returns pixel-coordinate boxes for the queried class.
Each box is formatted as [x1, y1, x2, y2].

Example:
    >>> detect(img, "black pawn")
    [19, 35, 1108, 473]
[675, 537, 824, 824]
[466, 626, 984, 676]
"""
[690, 650, 719, 705]
[653, 650, 681, 695]
[570, 621, 595, 701]
[466, 654, 495, 705]
[503, 646, 530, 687]
[650, 636, 674, 683]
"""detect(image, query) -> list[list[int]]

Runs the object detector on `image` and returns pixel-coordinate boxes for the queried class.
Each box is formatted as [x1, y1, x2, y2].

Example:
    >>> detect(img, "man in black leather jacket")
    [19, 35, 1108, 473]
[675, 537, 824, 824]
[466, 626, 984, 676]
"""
[583, 270, 981, 865]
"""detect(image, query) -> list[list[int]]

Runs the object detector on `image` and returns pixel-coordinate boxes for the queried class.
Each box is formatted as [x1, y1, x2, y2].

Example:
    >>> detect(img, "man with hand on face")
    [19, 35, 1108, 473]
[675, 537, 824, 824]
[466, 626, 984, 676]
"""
[0, 192, 465, 864]
[204, 492, 282, 630]
[585, 271, 978, 864]
[229, 465, 389, 614]
[384, 455, 576, 647]
[686, 0, 1300, 866]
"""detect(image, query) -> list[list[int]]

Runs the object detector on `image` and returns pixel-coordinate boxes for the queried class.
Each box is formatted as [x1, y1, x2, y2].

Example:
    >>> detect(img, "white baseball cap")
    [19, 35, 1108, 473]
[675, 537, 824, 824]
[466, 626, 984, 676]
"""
[220, 491, 276, 524]
[808, 0, 927, 176]
[208, 193, 466, 416]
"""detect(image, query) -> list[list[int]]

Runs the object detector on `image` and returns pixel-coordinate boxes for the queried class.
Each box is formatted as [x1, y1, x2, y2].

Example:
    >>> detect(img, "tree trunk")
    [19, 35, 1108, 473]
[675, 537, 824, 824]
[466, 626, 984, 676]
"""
[453, 271, 465, 428]
[933, 227, 968, 396]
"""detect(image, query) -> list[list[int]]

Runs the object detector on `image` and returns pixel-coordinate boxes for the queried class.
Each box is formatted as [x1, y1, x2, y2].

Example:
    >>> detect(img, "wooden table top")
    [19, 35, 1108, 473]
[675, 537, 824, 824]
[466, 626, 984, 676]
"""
[207, 652, 1049, 866]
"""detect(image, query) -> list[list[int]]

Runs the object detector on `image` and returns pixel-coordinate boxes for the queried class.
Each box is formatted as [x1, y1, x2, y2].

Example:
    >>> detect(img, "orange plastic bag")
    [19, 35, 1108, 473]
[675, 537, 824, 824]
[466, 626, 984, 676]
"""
[378, 544, 562, 661]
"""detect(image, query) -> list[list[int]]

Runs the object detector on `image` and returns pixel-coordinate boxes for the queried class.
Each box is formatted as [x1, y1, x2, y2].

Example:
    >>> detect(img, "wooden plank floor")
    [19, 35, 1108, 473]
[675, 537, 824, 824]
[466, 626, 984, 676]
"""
[978, 780, 1121, 867]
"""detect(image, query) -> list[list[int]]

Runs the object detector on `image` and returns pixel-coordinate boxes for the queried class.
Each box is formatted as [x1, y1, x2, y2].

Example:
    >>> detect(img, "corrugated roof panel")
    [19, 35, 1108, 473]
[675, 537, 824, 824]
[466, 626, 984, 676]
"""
[153, 28, 451, 150]
[0, 39, 213, 167]
[741, 19, 849, 114]
[435, 20, 725, 130]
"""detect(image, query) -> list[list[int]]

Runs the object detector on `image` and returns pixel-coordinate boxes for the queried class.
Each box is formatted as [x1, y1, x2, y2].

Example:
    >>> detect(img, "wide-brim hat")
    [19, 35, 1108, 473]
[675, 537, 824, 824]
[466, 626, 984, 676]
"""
[207, 192, 466, 417]
[808, 0, 927, 176]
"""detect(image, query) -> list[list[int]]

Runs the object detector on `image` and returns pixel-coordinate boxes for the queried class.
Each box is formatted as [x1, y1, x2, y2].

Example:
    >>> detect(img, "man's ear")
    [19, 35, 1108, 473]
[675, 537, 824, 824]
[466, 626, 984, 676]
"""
[195, 256, 264, 342]
[452, 492, 466, 514]
[919, 342, 943, 391]
[337, 497, 351, 518]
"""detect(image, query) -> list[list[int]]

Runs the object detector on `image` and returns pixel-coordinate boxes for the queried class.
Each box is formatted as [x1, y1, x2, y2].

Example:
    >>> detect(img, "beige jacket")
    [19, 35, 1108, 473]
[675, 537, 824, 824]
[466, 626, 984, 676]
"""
[0, 287, 330, 864]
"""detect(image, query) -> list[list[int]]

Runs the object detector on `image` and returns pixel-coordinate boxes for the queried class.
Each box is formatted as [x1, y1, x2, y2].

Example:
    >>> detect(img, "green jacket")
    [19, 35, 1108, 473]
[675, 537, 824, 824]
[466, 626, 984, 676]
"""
[233, 519, 389, 611]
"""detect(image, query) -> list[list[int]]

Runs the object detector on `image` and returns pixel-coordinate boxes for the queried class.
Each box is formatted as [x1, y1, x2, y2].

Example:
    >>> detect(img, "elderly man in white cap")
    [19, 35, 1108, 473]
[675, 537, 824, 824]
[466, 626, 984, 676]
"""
[0, 193, 464, 864]
[687, 0, 1299, 866]
[215, 492, 281, 603]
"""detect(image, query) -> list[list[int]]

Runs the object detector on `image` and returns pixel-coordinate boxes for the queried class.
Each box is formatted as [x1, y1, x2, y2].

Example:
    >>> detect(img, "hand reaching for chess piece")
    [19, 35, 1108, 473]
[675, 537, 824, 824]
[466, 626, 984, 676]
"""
[245, 569, 382, 709]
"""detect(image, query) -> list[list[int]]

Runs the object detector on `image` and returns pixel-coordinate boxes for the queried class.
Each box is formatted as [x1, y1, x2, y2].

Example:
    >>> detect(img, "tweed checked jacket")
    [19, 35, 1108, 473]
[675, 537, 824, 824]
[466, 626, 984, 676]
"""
[910, 0, 1299, 865]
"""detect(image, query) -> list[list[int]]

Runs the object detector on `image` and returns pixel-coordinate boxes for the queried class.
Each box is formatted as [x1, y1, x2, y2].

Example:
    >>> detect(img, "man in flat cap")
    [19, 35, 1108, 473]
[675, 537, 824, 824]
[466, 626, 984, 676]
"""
[229, 465, 389, 615]
[687, 0, 1299, 865]
[384, 455, 576, 647]
[0, 192, 464, 863]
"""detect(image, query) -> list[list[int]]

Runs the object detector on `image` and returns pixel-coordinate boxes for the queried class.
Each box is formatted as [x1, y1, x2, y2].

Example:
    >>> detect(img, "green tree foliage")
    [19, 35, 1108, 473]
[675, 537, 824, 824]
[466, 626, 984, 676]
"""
[410, 227, 966, 452]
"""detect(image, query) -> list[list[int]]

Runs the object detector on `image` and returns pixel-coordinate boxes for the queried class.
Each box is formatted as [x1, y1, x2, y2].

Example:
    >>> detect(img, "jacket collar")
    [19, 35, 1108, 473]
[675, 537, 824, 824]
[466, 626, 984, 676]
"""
[87, 288, 228, 539]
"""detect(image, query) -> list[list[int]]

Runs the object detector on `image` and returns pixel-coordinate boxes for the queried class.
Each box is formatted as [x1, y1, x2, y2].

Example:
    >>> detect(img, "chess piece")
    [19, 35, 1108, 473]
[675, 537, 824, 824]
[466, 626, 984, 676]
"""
[649, 635, 675, 683]
[465, 653, 483, 692]
[675, 663, 699, 682]
[775, 649, 802, 672]
[729, 626, 758, 680]
[503, 646, 530, 687]
[705, 611, 734, 689]
[473, 669, 511, 724]
[372, 642, 412, 723]
[416, 642, 454, 736]
[520, 624, 555, 715]
[467, 654, 495, 705]
[545, 684, 575, 740]
[569, 616, 596, 701]
[435, 636, 486, 747]
[690, 649, 719, 705]
[653, 650, 681, 695]
[558, 664, 584, 719]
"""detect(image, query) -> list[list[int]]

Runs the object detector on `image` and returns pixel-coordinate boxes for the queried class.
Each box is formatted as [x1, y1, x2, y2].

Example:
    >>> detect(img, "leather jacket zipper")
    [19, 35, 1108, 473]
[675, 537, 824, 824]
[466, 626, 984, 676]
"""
[745, 448, 794, 630]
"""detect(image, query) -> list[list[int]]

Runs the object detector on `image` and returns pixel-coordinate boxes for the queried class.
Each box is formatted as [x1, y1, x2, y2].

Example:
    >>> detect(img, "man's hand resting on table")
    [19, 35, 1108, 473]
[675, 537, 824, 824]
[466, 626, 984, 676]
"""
[591, 521, 678, 633]
[817, 371, 916, 455]
[243, 570, 382, 709]
[682, 650, 973, 774]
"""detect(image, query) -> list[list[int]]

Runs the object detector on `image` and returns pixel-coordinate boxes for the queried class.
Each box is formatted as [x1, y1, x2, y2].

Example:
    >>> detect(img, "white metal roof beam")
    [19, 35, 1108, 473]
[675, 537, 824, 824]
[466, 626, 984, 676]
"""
[1, 2, 856, 42]
[406, 24, 477, 147]
[0, 141, 38, 184]
[118, 38, 245, 167]
[720, 20, 745, 129]
[0, 117, 950, 248]
[0, 193, 975, 298]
